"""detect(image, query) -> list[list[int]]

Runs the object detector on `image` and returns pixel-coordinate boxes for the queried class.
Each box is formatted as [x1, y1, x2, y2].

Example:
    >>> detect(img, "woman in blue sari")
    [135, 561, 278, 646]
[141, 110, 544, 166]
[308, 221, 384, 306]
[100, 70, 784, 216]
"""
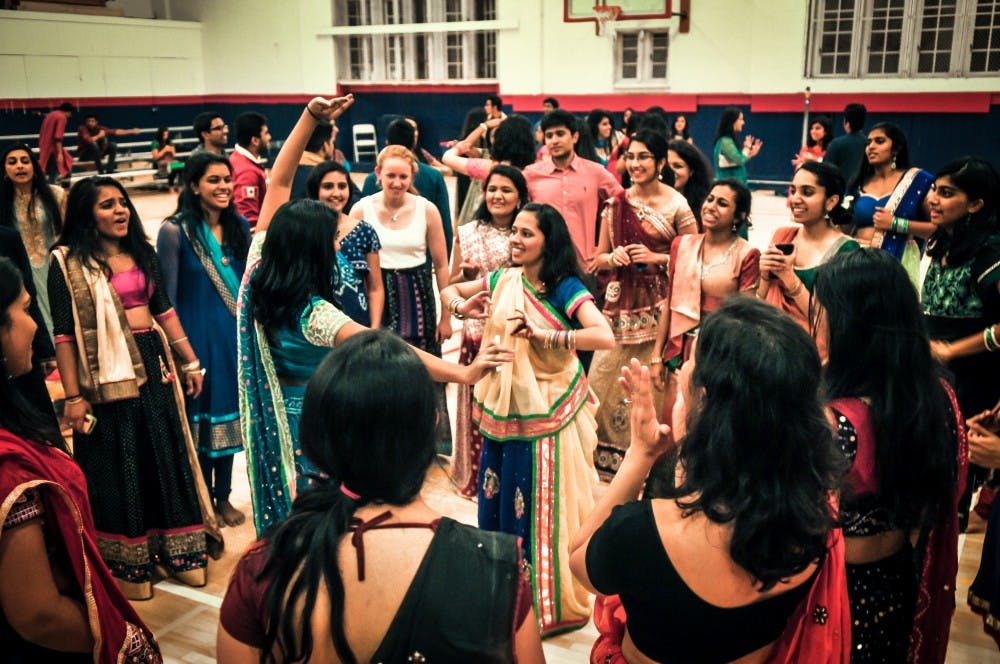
[238, 95, 511, 535]
[848, 122, 934, 282]
[158, 151, 250, 529]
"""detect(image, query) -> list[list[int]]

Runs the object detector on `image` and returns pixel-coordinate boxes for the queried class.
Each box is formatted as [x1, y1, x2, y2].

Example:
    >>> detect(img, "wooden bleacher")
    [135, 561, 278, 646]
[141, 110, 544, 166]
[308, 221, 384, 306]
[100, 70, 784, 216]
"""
[1, 125, 198, 189]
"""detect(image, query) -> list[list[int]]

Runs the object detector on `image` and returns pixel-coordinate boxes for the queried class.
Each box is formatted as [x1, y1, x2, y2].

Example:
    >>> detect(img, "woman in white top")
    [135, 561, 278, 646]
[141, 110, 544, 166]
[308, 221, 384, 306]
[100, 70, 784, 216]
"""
[350, 145, 453, 450]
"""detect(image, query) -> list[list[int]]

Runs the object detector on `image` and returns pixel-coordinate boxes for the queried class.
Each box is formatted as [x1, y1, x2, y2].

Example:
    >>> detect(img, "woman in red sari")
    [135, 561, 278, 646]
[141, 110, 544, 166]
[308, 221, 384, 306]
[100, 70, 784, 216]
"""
[589, 130, 697, 479]
[0, 257, 159, 662]
[813, 249, 967, 663]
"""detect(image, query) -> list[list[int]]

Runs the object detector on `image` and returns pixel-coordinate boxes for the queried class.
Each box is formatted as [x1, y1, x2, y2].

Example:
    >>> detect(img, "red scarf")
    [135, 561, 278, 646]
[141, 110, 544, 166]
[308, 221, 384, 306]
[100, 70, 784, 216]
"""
[0, 429, 160, 663]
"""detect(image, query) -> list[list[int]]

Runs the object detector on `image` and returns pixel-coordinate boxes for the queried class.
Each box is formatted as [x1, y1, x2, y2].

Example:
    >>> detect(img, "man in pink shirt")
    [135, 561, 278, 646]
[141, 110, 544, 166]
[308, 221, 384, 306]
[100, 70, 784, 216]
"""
[523, 109, 622, 271]
[38, 102, 75, 183]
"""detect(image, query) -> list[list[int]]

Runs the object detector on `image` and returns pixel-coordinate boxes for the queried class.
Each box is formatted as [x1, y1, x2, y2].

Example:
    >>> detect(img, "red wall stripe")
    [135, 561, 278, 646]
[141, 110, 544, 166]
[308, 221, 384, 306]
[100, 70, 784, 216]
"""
[1, 90, 995, 113]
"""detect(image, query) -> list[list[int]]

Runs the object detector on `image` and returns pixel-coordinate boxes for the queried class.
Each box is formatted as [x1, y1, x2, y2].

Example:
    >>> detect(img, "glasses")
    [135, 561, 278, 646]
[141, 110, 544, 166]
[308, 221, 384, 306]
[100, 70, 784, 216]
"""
[623, 152, 655, 161]
[209, 124, 228, 132]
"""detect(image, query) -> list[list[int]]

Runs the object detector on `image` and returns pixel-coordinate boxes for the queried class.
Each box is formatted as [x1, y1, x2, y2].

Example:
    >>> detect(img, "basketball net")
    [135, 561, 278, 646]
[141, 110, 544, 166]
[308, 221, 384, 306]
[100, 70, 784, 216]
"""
[592, 4, 621, 37]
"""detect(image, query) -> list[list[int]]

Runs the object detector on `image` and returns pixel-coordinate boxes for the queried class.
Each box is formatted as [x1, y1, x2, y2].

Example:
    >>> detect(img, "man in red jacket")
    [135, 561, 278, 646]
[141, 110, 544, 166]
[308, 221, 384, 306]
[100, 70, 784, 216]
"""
[38, 102, 75, 183]
[230, 111, 271, 230]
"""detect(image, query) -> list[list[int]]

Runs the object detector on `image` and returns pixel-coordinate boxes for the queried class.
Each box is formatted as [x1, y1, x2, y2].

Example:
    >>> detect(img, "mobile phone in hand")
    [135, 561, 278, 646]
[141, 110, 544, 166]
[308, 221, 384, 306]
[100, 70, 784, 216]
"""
[81, 414, 97, 435]
[775, 243, 795, 255]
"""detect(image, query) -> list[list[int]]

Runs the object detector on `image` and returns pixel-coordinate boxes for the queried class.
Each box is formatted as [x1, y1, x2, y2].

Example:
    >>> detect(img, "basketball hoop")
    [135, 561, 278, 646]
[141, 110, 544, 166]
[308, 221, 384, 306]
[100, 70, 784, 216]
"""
[592, 3, 621, 37]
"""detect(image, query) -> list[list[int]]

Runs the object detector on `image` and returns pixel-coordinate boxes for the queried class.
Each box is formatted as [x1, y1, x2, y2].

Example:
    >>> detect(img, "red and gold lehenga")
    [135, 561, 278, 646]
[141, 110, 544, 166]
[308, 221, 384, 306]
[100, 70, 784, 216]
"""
[591, 190, 695, 480]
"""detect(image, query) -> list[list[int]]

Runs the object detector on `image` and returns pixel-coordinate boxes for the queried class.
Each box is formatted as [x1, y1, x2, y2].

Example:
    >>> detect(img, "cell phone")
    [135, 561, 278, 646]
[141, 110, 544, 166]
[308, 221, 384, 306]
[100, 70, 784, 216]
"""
[81, 413, 97, 435]
[775, 243, 795, 255]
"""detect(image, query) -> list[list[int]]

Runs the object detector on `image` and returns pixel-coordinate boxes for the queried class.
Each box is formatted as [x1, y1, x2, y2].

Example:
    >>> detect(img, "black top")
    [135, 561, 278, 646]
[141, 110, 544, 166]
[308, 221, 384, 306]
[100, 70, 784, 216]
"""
[586, 500, 814, 663]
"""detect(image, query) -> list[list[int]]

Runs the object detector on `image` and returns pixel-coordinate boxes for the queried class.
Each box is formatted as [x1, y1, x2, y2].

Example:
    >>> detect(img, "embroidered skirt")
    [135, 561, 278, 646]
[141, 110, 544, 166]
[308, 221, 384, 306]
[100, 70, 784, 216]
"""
[452, 332, 485, 498]
[845, 546, 916, 662]
[74, 330, 207, 584]
[382, 264, 452, 453]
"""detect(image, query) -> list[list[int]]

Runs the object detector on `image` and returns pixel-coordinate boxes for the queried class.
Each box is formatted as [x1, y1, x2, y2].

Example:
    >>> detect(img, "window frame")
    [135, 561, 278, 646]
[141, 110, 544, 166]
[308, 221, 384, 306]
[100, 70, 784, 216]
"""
[614, 28, 670, 87]
[335, 0, 498, 83]
[805, 0, 999, 78]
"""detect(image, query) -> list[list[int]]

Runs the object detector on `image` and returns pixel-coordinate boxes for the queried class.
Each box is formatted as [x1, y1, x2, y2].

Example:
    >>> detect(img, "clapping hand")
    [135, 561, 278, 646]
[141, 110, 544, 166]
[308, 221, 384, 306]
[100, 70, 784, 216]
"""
[619, 358, 671, 459]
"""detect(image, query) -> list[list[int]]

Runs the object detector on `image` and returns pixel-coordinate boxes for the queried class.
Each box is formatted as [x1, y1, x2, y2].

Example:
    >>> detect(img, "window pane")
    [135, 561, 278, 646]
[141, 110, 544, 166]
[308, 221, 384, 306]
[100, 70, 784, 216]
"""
[865, 0, 904, 74]
[811, 0, 855, 75]
[446, 33, 464, 78]
[476, 31, 497, 78]
[476, 0, 497, 20]
[970, 0, 1000, 72]
[650, 32, 668, 79]
[414, 33, 427, 79]
[619, 33, 639, 79]
[445, 0, 463, 22]
[915, 0, 956, 73]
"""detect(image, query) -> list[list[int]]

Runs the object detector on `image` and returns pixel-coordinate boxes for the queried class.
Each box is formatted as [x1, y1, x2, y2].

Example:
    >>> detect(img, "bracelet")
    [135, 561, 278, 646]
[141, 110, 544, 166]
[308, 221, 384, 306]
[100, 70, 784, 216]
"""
[609, 253, 618, 267]
[649, 356, 662, 365]
[479, 122, 488, 132]
[181, 359, 201, 373]
[169, 336, 188, 347]
[306, 106, 323, 122]
[785, 279, 804, 297]
[448, 297, 467, 320]
[985, 325, 999, 352]
[64, 394, 83, 404]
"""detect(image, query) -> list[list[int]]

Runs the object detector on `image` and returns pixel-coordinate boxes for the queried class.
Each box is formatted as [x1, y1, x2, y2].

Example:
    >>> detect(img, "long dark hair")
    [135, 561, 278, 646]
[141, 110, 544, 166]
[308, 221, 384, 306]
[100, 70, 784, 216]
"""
[473, 164, 528, 223]
[1, 143, 63, 236]
[665, 297, 843, 590]
[807, 116, 834, 151]
[711, 177, 753, 232]
[850, 121, 911, 193]
[713, 107, 743, 146]
[259, 331, 436, 663]
[812, 250, 956, 529]
[56, 177, 156, 282]
[0, 258, 66, 452]
[671, 114, 691, 140]
[798, 161, 853, 227]
[668, 139, 714, 223]
[491, 115, 536, 169]
[154, 127, 172, 148]
[519, 202, 584, 297]
[926, 156, 1000, 265]
[250, 200, 338, 335]
[172, 151, 249, 260]
[305, 160, 351, 200]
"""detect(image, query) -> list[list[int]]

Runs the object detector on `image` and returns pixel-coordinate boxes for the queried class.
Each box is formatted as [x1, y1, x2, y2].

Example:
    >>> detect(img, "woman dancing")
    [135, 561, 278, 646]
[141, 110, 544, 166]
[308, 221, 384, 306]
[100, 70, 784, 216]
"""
[441, 202, 615, 635]
[571, 298, 849, 663]
[651, 178, 760, 426]
[239, 96, 509, 535]
[48, 177, 218, 599]
[758, 160, 858, 358]
[1, 142, 65, 333]
[158, 151, 251, 528]
[350, 145, 454, 452]
[813, 249, 966, 662]
[449, 164, 526, 498]
[588, 130, 697, 479]
[0, 258, 161, 662]
[849, 122, 933, 281]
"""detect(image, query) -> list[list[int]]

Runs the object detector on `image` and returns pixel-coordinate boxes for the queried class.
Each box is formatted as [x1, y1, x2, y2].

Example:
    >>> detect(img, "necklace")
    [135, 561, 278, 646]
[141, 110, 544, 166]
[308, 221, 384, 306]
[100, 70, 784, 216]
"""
[701, 238, 739, 279]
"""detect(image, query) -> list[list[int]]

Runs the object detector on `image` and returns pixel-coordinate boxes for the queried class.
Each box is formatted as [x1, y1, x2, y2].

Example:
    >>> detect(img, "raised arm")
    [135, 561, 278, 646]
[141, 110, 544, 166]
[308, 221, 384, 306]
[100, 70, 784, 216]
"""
[255, 95, 355, 232]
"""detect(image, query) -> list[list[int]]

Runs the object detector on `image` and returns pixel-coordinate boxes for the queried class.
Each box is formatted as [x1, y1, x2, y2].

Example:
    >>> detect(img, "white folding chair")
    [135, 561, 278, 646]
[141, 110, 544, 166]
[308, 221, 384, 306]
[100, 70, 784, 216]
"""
[352, 123, 378, 162]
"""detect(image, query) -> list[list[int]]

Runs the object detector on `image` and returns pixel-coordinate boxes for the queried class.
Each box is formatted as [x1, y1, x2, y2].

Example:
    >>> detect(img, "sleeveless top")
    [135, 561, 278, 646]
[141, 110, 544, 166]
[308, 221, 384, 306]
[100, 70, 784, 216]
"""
[364, 196, 428, 270]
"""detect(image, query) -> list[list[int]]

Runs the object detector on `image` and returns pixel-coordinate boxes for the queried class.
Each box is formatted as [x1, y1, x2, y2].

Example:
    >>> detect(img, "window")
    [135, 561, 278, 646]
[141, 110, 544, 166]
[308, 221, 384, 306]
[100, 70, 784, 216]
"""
[616, 30, 669, 84]
[335, 0, 498, 82]
[806, 0, 1000, 77]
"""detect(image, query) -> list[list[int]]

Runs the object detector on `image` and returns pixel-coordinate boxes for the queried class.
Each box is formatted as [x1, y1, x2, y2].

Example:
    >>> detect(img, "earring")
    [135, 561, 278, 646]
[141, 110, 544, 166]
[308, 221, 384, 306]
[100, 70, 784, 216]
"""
[731, 220, 738, 232]
[891, 154, 897, 170]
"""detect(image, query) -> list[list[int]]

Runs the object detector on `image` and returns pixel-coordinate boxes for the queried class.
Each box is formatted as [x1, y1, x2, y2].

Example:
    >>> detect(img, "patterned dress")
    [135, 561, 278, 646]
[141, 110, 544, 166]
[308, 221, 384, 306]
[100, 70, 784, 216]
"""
[333, 220, 381, 326]
[451, 221, 512, 498]
[590, 189, 695, 480]
[11, 186, 63, 333]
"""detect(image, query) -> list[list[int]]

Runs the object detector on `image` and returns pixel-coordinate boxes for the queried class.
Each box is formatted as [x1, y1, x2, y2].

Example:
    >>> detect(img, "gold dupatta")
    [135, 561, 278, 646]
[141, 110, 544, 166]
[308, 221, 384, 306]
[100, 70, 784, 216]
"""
[472, 268, 592, 441]
[51, 247, 146, 403]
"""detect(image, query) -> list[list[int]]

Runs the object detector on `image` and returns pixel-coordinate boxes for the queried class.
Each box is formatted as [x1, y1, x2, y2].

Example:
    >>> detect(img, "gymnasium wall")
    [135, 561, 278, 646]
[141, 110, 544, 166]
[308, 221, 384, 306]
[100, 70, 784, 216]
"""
[1, 0, 998, 183]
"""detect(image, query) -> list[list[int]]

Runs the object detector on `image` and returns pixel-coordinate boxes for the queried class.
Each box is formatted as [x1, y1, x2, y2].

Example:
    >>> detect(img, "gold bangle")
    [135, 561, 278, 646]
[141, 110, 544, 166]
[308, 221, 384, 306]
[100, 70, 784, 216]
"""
[786, 280, 804, 297]
[649, 356, 662, 365]
[169, 336, 188, 347]
[181, 359, 201, 373]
